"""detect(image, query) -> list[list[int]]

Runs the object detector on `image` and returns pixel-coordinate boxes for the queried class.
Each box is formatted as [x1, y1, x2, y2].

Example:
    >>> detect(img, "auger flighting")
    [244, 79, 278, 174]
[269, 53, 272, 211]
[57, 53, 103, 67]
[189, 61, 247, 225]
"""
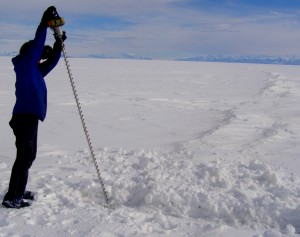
[48, 8, 109, 205]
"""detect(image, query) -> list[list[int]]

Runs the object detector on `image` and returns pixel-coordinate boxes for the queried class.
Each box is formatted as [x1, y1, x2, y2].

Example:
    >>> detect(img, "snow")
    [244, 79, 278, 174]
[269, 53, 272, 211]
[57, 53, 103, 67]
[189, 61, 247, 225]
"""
[0, 56, 300, 236]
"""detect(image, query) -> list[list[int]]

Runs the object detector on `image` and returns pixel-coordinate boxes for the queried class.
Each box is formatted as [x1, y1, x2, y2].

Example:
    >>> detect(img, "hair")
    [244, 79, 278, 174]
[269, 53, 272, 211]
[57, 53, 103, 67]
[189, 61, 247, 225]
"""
[19, 40, 34, 55]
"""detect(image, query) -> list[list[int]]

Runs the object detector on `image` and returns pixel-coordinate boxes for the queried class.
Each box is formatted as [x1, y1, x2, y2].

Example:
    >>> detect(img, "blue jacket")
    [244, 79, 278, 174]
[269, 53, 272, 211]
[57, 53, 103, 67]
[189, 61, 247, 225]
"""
[12, 24, 61, 121]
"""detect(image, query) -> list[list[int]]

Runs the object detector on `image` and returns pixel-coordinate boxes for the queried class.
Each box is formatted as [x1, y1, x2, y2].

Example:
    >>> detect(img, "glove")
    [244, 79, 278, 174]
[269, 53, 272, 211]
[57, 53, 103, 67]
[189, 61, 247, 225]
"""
[41, 6, 57, 26]
[54, 31, 67, 42]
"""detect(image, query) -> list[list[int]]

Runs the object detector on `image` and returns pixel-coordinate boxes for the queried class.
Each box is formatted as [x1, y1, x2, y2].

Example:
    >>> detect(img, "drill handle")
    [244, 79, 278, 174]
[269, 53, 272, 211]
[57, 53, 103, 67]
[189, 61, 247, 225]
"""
[48, 8, 65, 27]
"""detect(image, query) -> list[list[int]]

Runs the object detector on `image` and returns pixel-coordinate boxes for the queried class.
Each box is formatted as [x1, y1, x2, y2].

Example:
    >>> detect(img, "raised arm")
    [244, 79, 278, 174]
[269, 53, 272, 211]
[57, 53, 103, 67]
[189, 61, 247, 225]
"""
[28, 7, 57, 65]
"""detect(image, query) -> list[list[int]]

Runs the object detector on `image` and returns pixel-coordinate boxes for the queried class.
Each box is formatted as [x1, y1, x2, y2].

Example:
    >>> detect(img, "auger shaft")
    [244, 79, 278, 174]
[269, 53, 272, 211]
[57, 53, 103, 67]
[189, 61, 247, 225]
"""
[52, 22, 109, 205]
[61, 39, 109, 205]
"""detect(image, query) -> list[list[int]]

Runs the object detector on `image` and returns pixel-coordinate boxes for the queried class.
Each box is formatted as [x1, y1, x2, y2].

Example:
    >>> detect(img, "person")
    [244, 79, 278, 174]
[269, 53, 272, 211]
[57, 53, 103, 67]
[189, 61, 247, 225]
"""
[2, 6, 67, 208]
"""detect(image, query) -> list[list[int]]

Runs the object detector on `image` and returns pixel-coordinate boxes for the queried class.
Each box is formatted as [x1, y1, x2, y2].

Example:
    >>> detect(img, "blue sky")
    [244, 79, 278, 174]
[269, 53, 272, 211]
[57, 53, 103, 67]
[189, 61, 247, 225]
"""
[1, 0, 300, 59]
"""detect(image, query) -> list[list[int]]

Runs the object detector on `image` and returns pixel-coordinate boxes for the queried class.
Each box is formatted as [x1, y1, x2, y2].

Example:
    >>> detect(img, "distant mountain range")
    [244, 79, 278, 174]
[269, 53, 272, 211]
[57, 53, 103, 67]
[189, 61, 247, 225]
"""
[88, 53, 300, 65]
[0, 51, 18, 57]
[88, 53, 152, 60]
[177, 55, 300, 65]
[1, 51, 300, 65]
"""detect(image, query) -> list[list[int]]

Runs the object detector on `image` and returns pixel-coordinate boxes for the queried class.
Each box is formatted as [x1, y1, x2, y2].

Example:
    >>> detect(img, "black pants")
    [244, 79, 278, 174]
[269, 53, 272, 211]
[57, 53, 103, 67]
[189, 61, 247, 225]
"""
[4, 115, 38, 200]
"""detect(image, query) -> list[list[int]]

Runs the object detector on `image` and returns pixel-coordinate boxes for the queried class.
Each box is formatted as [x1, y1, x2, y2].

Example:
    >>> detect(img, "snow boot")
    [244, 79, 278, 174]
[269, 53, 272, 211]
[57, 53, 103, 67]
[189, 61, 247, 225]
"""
[2, 198, 31, 209]
[22, 191, 35, 201]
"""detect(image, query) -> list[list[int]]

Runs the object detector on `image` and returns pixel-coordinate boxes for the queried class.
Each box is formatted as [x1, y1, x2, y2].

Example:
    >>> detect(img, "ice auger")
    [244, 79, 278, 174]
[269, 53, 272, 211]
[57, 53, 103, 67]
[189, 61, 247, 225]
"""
[48, 8, 109, 205]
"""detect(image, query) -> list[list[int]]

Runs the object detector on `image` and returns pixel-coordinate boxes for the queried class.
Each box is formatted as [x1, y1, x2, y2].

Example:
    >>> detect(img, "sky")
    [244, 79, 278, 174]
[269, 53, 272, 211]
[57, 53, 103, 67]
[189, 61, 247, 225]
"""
[1, 0, 300, 59]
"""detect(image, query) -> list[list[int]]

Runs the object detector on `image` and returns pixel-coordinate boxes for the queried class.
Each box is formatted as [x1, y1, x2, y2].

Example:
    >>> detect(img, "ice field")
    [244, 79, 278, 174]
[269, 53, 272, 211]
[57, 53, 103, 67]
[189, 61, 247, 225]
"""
[0, 56, 300, 236]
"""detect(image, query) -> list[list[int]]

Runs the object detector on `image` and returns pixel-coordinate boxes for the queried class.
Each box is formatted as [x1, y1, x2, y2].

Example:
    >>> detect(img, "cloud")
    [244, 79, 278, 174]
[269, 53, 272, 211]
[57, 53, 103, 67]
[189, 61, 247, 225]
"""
[1, 0, 300, 58]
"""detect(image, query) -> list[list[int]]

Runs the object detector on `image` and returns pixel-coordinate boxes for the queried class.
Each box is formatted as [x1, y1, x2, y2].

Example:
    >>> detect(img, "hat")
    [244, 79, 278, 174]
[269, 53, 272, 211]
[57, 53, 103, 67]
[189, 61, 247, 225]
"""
[19, 40, 34, 55]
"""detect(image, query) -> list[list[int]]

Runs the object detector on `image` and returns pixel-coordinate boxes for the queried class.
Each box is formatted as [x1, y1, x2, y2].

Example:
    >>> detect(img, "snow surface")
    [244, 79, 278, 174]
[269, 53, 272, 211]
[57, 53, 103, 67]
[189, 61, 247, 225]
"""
[0, 56, 300, 236]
